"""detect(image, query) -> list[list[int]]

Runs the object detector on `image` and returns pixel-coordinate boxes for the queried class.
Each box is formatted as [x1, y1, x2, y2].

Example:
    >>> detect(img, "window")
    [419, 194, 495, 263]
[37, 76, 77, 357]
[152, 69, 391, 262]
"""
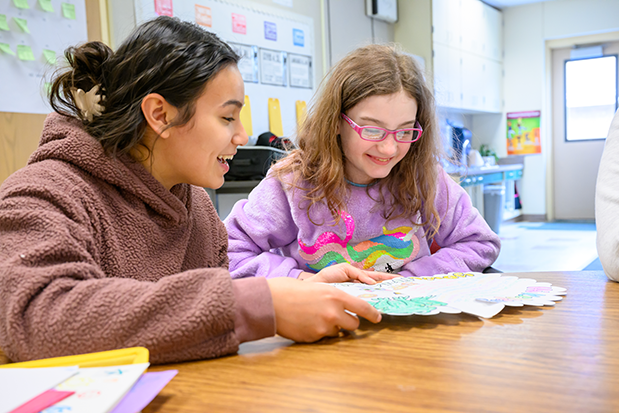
[564, 55, 618, 141]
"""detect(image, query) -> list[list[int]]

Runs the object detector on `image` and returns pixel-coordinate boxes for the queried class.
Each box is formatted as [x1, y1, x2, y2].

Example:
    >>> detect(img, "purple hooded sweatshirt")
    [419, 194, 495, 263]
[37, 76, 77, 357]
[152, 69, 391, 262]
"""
[0, 113, 275, 365]
[225, 167, 501, 279]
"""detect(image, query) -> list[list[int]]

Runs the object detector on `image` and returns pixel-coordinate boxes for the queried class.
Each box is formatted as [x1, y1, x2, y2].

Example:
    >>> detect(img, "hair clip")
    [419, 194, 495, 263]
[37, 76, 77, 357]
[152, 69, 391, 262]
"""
[71, 85, 105, 122]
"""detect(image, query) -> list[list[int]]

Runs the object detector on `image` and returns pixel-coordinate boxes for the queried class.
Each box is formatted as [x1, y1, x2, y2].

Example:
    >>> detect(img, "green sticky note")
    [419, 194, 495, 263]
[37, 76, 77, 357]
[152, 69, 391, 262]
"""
[13, 17, 30, 34]
[13, 0, 30, 9]
[38, 0, 54, 12]
[62, 3, 76, 20]
[43, 49, 56, 65]
[0, 43, 16, 56]
[0, 15, 9, 31]
[17, 44, 35, 61]
[44, 81, 52, 95]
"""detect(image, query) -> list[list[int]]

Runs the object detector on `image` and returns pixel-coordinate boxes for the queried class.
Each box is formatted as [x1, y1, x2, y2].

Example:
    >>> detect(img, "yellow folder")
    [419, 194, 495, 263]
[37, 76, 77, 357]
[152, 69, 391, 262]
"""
[296, 100, 307, 129]
[240, 95, 253, 137]
[268, 97, 283, 137]
[0, 347, 149, 369]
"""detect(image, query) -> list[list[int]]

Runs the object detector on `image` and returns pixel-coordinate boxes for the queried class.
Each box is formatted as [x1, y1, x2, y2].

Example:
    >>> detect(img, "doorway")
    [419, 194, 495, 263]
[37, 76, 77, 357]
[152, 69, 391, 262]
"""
[551, 41, 619, 220]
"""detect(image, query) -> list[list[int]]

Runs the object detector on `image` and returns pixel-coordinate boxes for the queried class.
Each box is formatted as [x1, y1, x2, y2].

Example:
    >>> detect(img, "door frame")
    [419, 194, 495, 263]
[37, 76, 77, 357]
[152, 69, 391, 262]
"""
[544, 30, 619, 221]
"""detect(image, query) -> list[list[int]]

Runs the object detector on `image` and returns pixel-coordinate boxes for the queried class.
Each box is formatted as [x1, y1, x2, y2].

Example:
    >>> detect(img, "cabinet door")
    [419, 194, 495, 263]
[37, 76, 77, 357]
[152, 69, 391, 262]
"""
[433, 43, 462, 108]
[460, 0, 484, 56]
[484, 59, 503, 112]
[432, 0, 461, 48]
[484, 4, 502, 61]
[461, 52, 484, 111]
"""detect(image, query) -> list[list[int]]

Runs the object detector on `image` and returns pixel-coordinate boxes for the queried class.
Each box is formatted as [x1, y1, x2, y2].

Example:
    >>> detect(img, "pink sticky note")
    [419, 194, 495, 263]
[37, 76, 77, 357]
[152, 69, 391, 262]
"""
[154, 0, 173, 16]
[232, 13, 246, 34]
[10, 390, 74, 413]
[109, 370, 178, 413]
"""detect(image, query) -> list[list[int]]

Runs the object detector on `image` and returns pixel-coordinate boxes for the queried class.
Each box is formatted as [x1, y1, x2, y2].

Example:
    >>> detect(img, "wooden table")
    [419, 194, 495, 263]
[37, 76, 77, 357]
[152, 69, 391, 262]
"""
[2, 271, 617, 412]
[143, 271, 619, 412]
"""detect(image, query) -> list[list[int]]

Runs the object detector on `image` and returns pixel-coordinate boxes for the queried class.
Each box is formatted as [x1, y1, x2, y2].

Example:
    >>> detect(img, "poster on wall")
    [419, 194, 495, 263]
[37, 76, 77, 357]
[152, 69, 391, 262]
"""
[229, 42, 258, 83]
[506, 110, 541, 155]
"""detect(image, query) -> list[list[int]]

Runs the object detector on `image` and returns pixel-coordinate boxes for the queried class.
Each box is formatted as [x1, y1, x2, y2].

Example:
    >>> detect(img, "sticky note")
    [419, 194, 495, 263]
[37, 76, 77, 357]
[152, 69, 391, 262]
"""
[43, 49, 56, 65]
[13, 17, 30, 34]
[38, 0, 54, 12]
[62, 3, 76, 20]
[0, 43, 16, 56]
[13, 0, 30, 9]
[0, 15, 9, 31]
[17, 45, 35, 61]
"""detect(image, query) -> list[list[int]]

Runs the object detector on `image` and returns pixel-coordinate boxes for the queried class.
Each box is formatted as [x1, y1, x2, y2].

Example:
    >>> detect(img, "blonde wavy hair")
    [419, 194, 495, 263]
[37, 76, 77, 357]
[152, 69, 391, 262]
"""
[275, 44, 445, 236]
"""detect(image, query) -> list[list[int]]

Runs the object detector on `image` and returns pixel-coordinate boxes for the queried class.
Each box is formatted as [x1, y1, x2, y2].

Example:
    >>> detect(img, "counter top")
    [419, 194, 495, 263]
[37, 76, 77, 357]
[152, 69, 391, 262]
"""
[446, 163, 524, 177]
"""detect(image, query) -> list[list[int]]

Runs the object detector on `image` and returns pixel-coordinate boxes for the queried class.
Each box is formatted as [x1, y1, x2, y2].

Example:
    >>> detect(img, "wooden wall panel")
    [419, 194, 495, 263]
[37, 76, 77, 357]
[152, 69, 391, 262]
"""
[0, 0, 106, 185]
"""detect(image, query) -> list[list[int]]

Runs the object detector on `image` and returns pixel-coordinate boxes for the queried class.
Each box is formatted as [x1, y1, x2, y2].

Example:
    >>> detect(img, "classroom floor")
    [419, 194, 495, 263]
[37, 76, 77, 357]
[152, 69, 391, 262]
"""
[492, 220, 601, 273]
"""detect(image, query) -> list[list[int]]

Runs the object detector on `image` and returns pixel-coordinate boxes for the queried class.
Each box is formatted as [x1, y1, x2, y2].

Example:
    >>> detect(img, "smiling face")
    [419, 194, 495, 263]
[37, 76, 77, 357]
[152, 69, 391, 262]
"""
[163, 64, 248, 189]
[339, 91, 419, 185]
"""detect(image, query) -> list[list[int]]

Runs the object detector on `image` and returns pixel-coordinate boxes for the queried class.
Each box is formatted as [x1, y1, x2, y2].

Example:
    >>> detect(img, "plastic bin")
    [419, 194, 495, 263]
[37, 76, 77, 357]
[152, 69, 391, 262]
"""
[483, 183, 505, 234]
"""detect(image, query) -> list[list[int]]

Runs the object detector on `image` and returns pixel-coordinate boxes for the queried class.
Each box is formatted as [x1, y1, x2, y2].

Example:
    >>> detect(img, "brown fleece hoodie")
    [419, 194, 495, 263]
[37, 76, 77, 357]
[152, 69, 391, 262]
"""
[0, 113, 275, 364]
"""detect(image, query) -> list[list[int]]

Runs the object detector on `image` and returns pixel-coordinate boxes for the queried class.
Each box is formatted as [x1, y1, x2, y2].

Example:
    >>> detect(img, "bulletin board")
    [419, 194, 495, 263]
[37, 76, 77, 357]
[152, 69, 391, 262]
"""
[0, 0, 88, 114]
[134, 0, 315, 140]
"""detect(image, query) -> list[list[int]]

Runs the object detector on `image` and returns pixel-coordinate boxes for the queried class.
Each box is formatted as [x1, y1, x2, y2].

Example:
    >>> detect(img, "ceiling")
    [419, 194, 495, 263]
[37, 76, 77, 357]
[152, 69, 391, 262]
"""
[482, 0, 555, 10]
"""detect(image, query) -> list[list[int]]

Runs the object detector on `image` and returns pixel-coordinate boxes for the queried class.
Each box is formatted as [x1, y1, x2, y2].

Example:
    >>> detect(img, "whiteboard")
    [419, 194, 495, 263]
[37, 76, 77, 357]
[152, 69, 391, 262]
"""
[0, 0, 88, 114]
[135, 0, 315, 140]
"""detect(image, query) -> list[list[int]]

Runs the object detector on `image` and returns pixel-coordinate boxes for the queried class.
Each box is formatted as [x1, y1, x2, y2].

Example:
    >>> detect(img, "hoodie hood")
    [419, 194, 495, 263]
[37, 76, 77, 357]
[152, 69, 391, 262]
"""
[29, 112, 190, 224]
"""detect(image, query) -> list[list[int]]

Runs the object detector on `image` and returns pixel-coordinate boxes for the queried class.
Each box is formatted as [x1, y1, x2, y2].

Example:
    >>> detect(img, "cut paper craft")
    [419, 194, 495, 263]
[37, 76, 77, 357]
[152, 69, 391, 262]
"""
[13, 17, 29, 34]
[16, 45, 35, 61]
[61, 3, 76, 20]
[13, 0, 30, 9]
[0, 366, 78, 413]
[0, 15, 9, 31]
[10, 390, 74, 413]
[41, 363, 149, 413]
[332, 272, 567, 318]
[38, 0, 54, 12]
[0, 43, 15, 56]
[109, 370, 178, 413]
[43, 49, 56, 65]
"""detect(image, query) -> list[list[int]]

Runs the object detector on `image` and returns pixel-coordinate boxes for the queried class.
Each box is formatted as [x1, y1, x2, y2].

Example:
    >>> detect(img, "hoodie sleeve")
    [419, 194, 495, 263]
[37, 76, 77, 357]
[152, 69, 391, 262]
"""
[596, 109, 619, 282]
[224, 176, 304, 279]
[399, 168, 501, 277]
[0, 171, 275, 365]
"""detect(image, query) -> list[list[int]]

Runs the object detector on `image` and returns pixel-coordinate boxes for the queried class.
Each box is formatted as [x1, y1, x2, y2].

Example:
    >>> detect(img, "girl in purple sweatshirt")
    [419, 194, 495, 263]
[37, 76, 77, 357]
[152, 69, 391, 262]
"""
[225, 44, 501, 280]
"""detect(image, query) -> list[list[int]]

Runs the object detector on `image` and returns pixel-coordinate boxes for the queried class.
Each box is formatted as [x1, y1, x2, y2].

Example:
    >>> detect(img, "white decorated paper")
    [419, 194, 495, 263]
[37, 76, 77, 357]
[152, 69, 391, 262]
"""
[332, 272, 566, 318]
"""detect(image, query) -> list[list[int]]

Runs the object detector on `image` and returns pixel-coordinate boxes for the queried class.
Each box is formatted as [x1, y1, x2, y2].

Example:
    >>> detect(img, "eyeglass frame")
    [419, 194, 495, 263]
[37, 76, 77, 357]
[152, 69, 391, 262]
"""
[340, 113, 423, 143]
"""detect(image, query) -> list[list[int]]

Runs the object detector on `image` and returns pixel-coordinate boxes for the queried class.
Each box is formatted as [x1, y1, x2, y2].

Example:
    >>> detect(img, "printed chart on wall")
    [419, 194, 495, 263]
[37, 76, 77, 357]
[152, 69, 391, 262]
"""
[332, 272, 566, 318]
[135, 0, 315, 139]
[0, 0, 87, 114]
[506, 110, 541, 155]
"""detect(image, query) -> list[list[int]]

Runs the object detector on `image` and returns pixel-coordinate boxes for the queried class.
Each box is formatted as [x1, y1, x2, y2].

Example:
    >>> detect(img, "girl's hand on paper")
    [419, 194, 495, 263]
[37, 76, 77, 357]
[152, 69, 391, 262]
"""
[267, 277, 382, 342]
[299, 263, 399, 284]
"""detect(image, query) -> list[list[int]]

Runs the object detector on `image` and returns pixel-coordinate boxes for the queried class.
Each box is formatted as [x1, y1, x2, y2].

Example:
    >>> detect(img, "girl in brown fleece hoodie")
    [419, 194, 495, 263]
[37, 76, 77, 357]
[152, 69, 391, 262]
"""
[0, 16, 391, 365]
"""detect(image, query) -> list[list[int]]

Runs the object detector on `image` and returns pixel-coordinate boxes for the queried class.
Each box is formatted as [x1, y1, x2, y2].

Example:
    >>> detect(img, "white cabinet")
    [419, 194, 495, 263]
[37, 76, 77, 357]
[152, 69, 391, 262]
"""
[432, 0, 503, 113]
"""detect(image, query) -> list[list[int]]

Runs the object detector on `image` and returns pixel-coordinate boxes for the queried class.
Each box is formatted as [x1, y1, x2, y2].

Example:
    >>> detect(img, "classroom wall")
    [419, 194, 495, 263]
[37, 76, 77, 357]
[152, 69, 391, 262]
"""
[479, 0, 619, 217]
[0, 0, 106, 185]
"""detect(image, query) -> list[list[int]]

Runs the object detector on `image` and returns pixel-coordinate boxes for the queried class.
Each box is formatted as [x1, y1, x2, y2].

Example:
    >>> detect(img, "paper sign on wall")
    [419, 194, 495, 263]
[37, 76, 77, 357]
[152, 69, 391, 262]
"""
[507, 110, 541, 155]
[332, 272, 566, 318]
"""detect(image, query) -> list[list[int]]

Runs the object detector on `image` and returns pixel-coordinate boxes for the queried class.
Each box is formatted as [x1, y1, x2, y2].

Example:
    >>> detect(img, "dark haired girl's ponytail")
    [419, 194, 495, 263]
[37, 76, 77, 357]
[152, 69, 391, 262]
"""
[49, 41, 112, 123]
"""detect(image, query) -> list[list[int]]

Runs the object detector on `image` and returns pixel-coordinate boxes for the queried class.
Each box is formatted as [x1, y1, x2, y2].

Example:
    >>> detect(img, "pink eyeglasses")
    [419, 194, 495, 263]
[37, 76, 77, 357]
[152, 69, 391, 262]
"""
[340, 113, 423, 143]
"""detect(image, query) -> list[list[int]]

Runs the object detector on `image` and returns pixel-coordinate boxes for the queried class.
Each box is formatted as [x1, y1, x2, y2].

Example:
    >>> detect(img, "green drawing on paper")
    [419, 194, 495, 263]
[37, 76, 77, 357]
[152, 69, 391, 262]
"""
[62, 3, 76, 20]
[369, 295, 448, 315]
[39, 0, 54, 12]
[13, 0, 30, 10]
[13, 17, 29, 34]
[17, 45, 35, 61]
[43, 49, 56, 65]
[0, 15, 9, 31]
[0, 43, 16, 56]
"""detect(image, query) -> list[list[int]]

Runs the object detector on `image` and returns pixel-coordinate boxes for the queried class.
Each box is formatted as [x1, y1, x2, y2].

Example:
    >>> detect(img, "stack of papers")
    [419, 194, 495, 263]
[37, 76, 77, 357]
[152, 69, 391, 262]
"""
[0, 348, 177, 413]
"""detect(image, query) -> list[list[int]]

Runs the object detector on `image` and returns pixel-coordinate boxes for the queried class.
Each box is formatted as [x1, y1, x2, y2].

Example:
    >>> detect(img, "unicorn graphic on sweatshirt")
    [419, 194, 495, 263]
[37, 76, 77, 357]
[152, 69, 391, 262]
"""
[298, 211, 420, 273]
